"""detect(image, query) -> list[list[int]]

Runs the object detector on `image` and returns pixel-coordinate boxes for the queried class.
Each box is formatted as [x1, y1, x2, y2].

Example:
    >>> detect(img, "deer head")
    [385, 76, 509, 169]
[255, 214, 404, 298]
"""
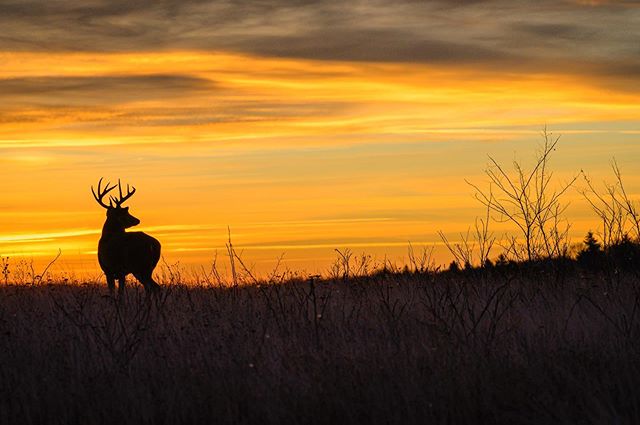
[92, 178, 141, 231]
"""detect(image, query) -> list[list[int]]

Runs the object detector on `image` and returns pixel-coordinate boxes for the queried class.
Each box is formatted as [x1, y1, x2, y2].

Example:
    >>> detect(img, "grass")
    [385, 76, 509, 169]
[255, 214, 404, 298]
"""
[1, 262, 640, 424]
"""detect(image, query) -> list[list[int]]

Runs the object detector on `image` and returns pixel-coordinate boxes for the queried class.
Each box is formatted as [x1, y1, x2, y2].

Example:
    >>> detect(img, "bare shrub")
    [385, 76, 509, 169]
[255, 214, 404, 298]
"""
[438, 202, 495, 268]
[580, 159, 640, 246]
[467, 128, 578, 261]
[1, 257, 9, 285]
[407, 242, 437, 273]
[329, 248, 375, 280]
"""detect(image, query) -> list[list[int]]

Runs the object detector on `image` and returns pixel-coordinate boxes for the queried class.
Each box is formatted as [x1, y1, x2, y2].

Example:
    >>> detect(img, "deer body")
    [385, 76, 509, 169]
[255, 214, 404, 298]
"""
[92, 179, 161, 294]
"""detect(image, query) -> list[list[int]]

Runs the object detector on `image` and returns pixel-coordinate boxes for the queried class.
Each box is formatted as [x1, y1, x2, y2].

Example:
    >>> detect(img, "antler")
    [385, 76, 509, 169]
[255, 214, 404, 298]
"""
[92, 177, 117, 209]
[109, 179, 136, 207]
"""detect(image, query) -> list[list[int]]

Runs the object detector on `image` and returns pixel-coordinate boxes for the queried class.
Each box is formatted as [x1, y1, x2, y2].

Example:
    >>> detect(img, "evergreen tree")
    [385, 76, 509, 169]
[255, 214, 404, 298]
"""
[577, 231, 604, 270]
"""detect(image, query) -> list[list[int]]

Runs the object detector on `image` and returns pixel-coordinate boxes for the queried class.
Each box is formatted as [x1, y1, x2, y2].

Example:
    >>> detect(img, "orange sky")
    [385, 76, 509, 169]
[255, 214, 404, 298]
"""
[1, 1, 639, 280]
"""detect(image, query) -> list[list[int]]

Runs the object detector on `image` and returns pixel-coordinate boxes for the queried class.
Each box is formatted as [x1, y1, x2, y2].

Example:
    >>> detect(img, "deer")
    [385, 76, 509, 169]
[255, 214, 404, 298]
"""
[92, 178, 161, 294]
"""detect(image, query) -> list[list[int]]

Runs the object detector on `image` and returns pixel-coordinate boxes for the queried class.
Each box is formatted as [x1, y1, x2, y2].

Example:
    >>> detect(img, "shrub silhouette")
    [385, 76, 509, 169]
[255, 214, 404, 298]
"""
[577, 231, 605, 270]
[607, 234, 640, 272]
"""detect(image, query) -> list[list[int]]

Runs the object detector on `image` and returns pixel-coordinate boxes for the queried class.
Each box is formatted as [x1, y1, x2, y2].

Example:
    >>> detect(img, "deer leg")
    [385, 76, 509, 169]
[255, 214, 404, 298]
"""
[117, 276, 126, 296]
[147, 277, 161, 293]
[107, 276, 116, 294]
[134, 272, 160, 293]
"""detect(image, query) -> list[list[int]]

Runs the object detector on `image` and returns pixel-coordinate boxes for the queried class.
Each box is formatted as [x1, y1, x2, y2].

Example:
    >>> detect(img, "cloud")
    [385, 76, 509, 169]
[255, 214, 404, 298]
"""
[0, 74, 214, 106]
[226, 29, 512, 64]
[512, 23, 597, 41]
[0, 0, 638, 82]
[0, 70, 350, 128]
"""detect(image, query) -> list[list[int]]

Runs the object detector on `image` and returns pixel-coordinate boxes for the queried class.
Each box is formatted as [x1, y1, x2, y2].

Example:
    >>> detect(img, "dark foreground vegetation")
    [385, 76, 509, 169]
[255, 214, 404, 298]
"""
[1, 254, 640, 425]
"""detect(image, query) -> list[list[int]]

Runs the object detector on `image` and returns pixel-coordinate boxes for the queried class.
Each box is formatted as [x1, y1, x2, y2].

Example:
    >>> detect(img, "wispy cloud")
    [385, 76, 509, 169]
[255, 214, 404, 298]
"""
[0, 0, 638, 79]
[0, 74, 214, 106]
[0, 228, 99, 244]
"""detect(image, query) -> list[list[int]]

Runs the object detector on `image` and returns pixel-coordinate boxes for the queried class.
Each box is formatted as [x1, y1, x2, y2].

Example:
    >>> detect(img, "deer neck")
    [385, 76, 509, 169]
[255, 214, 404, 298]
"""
[101, 219, 126, 238]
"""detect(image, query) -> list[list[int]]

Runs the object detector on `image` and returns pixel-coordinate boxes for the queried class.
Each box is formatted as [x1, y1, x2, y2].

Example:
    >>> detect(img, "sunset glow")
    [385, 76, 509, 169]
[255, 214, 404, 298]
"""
[1, 1, 639, 279]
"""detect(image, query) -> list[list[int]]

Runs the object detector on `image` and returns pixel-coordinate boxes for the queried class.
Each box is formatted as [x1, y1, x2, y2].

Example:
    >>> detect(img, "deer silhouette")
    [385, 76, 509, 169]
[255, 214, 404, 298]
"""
[92, 178, 161, 294]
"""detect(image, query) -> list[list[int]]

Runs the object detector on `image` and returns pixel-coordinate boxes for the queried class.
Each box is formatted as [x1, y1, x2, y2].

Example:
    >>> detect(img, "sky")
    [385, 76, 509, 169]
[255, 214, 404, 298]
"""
[1, 0, 639, 279]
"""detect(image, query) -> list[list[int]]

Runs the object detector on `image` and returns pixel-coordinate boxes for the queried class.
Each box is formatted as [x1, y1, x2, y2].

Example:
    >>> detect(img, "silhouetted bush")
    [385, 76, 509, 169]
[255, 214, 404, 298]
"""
[576, 231, 640, 272]
[448, 260, 460, 272]
[577, 231, 605, 270]
[467, 129, 578, 262]
[607, 234, 640, 272]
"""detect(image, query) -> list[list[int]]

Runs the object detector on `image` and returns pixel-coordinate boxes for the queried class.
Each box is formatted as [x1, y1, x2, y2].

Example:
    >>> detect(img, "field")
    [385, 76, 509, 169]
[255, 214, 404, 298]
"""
[1, 262, 640, 425]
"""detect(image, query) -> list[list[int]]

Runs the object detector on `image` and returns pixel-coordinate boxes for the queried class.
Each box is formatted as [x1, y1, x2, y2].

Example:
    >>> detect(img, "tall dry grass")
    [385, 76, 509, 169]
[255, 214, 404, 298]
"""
[1, 263, 639, 424]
